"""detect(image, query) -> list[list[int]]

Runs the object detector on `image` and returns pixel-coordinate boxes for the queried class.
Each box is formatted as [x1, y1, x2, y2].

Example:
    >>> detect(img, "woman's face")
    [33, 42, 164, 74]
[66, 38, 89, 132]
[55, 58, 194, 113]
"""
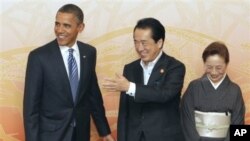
[204, 54, 227, 83]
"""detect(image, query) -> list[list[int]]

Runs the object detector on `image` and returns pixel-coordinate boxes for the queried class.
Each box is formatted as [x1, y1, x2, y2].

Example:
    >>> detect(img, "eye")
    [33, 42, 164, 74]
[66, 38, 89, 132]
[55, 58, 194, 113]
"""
[206, 66, 212, 69]
[64, 24, 71, 28]
[141, 41, 148, 46]
[216, 66, 222, 70]
[134, 41, 140, 46]
[55, 22, 60, 27]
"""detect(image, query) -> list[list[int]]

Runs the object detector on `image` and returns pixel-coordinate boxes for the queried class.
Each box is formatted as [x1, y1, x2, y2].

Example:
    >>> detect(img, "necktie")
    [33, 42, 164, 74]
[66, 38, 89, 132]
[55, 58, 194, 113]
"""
[68, 48, 78, 103]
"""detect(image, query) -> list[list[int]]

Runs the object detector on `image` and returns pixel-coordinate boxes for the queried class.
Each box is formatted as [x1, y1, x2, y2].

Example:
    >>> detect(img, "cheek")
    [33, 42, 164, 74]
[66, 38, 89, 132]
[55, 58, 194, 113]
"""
[146, 47, 155, 54]
[135, 47, 140, 53]
[218, 68, 227, 75]
[218, 71, 225, 76]
[54, 27, 58, 32]
[205, 70, 212, 75]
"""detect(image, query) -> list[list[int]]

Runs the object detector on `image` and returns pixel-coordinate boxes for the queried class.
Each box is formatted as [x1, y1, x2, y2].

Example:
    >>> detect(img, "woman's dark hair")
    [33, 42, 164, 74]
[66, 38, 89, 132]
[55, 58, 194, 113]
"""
[202, 41, 229, 64]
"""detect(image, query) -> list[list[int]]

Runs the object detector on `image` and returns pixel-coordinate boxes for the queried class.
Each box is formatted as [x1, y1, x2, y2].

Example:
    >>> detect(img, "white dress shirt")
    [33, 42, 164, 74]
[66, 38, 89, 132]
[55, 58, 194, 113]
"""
[126, 51, 163, 97]
[59, 42, 80, 79]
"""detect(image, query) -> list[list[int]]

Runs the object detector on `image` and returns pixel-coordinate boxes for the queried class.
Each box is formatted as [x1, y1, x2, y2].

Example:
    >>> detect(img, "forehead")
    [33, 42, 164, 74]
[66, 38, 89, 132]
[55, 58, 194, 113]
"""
[133, 28, 152, 40]
[56, 12, 78, 22]
[205, 54, 226, 64]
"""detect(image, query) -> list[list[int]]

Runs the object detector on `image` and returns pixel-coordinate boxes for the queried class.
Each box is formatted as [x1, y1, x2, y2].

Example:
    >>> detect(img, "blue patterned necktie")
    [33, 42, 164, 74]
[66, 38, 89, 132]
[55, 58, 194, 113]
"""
[68, 48, 78, 103]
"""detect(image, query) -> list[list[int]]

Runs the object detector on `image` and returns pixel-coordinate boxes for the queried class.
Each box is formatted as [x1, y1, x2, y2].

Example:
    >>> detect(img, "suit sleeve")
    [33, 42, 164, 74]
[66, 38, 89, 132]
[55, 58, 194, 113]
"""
[180, 82, 201, 141]
[23, 51, 43, 141]
[117, 66, 129, 141]
[134, 61, 185, 103]
[90, 49, 111, 137]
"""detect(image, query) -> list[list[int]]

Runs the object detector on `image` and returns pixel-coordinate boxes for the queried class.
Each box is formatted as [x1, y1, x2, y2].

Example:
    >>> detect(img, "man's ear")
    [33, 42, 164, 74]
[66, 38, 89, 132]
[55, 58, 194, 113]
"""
[157, 39, 163, 49]
[78, 23, 85, 33]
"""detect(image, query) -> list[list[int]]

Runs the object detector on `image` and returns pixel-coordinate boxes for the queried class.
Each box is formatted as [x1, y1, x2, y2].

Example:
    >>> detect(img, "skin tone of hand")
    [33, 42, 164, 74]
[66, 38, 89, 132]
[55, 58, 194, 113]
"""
[103, 134, 116, 141]
[102, 73, 130, 92]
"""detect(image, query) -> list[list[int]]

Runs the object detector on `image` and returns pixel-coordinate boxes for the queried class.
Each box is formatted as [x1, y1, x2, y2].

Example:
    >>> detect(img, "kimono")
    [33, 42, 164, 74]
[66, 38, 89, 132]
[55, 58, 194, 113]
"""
[181, 75, 245, 141]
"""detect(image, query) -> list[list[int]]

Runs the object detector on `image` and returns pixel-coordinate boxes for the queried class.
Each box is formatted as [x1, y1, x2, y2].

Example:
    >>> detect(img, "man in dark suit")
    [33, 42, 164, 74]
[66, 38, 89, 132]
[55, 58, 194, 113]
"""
[103, 18, 185, 141]
[23, 4, 114, 141]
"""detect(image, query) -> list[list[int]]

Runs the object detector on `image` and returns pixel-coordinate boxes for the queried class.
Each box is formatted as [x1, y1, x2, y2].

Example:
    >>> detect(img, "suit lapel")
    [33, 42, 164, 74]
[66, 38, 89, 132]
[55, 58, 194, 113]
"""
[133, 61, 144, 84]
[49, 40, 74, 105]
[147, 53, 168, 86]
[76, 42, 89, 104]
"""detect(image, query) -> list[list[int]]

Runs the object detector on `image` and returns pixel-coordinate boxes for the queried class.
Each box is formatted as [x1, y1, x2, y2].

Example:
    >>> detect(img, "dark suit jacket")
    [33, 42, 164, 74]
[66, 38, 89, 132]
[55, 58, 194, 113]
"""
[117, 52, 185, 141]
[23, 39, 110, 141]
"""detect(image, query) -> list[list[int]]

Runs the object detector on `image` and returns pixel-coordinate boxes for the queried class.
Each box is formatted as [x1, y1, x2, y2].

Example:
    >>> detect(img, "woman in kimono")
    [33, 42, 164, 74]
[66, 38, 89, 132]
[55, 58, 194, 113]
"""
[181, 41, 245, 141]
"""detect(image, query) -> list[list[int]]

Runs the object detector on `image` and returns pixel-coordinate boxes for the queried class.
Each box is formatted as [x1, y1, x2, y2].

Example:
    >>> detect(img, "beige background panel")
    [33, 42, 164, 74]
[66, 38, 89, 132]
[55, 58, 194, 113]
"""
[0, 0, 250, 140]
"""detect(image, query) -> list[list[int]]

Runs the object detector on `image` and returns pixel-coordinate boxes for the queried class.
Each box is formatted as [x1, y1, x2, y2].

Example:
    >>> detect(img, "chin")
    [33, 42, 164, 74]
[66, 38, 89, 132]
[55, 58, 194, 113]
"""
[141, 57, 149, 61]
[57, 41, 67, 46]
[212, 78, 221, 83]
[141, 59, 149, 63]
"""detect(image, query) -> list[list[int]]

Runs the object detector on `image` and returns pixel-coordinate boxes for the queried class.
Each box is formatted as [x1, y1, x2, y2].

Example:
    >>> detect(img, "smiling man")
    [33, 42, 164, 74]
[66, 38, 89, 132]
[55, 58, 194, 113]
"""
[103, 18, 186, 141]
[23, 4, 114, 141]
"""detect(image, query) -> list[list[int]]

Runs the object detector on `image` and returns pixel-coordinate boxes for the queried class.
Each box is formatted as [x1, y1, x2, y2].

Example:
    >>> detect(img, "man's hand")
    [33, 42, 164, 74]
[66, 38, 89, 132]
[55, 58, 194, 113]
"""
[103, 134, 116, 141]
[102, 73, 130, 92]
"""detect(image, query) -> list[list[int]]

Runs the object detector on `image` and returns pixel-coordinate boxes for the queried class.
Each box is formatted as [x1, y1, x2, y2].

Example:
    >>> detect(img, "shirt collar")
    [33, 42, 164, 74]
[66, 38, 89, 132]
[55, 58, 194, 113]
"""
[207, 73, 227, 89]
[59, 42, 79, 55]
[140, 50, 163, 68]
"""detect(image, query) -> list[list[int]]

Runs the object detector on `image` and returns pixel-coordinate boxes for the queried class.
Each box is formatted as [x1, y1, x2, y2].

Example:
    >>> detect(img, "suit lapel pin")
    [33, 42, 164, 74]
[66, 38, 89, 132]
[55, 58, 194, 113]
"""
[160, 68, 164, 74]
[83, 55, 86, 59]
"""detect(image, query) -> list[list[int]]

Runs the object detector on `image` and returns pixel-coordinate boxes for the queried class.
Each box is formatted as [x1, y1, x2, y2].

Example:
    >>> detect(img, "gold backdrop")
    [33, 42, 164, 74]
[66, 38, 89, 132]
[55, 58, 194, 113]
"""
[0, 0, 249, 140]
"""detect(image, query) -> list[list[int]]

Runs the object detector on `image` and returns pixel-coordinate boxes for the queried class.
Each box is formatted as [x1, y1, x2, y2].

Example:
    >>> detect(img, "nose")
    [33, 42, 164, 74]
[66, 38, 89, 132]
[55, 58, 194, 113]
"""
[55, 25, 64, 33]
[138, 46, 144, 52]
[211, 68, 217, 75]
[136, 43, 144, 52]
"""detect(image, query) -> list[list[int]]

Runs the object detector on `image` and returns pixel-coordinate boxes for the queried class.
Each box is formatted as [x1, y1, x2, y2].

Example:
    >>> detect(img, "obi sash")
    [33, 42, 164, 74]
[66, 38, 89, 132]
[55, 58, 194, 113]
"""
[195, 110, 231, 138]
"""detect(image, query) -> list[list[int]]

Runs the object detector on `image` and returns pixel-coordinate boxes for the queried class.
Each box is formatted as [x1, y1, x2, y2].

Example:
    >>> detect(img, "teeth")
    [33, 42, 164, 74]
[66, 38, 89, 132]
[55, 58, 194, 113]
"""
[58, 35, 66, 39]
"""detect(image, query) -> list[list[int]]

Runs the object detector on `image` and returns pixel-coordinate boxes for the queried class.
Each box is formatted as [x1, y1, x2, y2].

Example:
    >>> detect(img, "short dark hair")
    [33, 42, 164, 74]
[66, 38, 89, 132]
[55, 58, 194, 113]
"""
[202, 41, 230, 64]
[134, 18, 165, 43]
[58, 4, 84, 23]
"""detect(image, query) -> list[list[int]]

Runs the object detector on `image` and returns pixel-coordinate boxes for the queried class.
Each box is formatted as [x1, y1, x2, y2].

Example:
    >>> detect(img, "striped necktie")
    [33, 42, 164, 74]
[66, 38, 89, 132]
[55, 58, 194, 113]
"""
[68, 48, 78, 103]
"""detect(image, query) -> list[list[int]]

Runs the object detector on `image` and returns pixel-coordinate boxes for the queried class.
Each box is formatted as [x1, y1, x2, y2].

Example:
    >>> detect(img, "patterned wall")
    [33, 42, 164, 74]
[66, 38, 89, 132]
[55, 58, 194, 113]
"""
[0, 0, 249, 140]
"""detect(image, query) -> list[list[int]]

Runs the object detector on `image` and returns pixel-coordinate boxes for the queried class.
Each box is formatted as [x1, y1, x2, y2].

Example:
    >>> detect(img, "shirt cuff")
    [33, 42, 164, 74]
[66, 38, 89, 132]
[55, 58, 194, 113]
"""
[126, 82, 136, 97]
